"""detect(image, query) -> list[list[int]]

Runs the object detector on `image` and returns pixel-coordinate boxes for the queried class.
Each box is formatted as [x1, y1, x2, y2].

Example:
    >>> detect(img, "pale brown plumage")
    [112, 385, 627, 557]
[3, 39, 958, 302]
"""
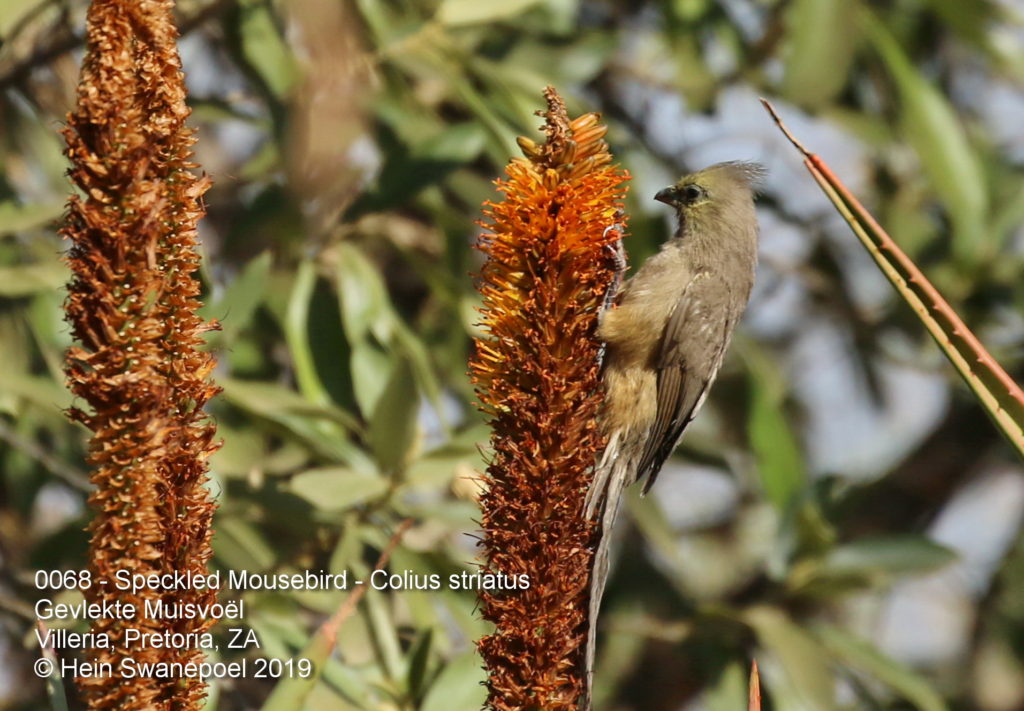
[584, 161, 764, 704]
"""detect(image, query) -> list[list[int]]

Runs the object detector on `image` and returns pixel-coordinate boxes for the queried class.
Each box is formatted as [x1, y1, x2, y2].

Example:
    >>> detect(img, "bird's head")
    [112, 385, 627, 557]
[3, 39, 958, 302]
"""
[654, 161, 765, 236]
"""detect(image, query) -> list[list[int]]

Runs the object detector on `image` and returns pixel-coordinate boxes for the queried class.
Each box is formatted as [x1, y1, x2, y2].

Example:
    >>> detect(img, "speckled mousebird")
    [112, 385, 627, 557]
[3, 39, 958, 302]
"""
[583, 161, 764, 702]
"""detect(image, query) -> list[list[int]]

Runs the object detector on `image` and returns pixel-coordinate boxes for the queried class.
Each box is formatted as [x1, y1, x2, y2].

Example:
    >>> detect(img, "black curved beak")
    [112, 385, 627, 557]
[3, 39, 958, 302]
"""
[654, 186, 678, 205]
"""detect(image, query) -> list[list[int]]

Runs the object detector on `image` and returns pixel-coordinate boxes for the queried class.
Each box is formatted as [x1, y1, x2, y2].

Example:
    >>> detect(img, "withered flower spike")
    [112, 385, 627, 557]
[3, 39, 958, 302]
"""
[61, 1, 220, 709]
[470, 86, 629, 710]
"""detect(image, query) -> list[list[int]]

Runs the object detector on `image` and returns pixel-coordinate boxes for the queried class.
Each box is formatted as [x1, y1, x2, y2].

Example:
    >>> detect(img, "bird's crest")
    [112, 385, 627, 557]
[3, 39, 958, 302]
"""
[703, 160, 767, 191]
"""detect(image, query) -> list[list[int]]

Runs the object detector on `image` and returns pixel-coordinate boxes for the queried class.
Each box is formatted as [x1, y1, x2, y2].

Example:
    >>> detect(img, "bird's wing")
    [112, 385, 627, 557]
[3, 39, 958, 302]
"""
[635, 273, 729, 493]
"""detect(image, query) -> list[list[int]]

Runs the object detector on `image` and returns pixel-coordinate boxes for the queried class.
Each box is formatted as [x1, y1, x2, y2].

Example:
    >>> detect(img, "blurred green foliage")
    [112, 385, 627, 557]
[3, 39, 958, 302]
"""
[1, 0, 1023, 710]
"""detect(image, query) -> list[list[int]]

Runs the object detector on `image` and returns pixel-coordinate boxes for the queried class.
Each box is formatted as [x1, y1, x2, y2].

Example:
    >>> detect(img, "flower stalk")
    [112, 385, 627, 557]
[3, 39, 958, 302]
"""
[61, 0, 220, 708]
[470, 87, 629, 710]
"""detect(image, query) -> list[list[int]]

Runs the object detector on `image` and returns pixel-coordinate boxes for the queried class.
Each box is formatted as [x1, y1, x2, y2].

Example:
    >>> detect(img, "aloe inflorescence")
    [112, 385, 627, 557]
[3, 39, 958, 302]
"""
[61, 0, 220, 708]
[470, 87, 629, 710]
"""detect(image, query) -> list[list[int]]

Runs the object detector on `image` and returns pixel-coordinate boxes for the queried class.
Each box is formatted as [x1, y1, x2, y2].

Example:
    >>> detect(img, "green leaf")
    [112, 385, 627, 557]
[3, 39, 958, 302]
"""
[219, 379, 368, 469]
[363, 586, 404, 682]
[237, 0, 298, 97]
[219, 379, 359, 431]
[782, 0, 860, 107]
[705, 660, 749, 711]
[36, 622, 70, 711]
[205, 251, 272, 343]
[922, 0, 996, 50]
[334, 244, 443, 419]
[822, 535, 956, 576]
[744, 344, 805, 511]
[284, 260, 332, 406]
[336, 243, 393, 345]
[405, 629, 435, 704]
[505, 33, 615, 85]
[28, 290, 71, 378]
[405, 447, 481, 490]
[745, 606, 838, 711]
[0, 0, 42, 38]
[210, 424, 268, 478]
[0, 201, 63, 235]
[260, 582, 381, 711]
[350, 342, 394, 418]
[301, 684, 364, 711]
[393, 321, 445, 427]
[0, 371, 72, 412]
[0, 262, 67, 297]
[318, 652, 376, 710]
[419, 649, 487, 711]
[814, 624, 948, 711]
[258, 639, 329, 711]
[369, 357, 419, 474]
[866, 14, 989, 261]
[449, 76, 521, 164]
[788, 535, 956, 597]
[214, 518, 276, 571]
[416, 122, 487, 164]
[462, 57, 548, 140]
[625, 489, 689, 589]
[435, 0, 543, 26]
[289, 468, 388, 511]
[591, 600, 650, 709]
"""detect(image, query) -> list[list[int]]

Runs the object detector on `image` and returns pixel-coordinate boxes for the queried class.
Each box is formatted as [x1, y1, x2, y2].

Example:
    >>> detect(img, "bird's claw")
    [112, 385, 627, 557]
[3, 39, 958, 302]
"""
[597, 221, 627, 369]
[600, 229, 626, 320]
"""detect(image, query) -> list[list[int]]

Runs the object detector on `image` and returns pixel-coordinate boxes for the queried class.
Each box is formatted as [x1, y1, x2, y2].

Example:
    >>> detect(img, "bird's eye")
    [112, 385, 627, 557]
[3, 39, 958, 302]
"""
[682, 184, 705, 202]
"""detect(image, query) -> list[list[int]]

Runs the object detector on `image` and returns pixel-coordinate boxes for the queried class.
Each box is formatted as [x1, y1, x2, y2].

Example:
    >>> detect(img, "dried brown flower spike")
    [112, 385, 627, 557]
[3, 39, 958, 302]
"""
[61, 0, 220, 708]
[471, 87, 629, 710]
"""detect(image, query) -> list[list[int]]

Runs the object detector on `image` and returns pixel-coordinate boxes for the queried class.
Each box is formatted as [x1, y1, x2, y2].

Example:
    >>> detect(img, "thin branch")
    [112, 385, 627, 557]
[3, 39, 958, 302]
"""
[759, 98, 812, 157]
[321, 518, 413, 649]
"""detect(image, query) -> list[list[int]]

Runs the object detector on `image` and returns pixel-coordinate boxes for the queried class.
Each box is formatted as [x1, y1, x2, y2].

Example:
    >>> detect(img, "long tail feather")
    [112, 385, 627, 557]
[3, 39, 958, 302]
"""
[583, 436, 632, 707]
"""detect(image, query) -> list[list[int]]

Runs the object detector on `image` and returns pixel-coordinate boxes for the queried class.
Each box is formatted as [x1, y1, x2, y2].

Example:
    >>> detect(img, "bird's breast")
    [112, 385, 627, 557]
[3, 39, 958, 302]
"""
[597, 255, 693, 436]
[598, 260, 690, 366]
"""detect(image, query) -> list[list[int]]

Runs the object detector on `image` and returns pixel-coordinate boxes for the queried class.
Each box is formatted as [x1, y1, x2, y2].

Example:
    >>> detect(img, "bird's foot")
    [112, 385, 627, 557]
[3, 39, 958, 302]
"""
[599, 223, 626, 313]
[596, 224, 626, 369]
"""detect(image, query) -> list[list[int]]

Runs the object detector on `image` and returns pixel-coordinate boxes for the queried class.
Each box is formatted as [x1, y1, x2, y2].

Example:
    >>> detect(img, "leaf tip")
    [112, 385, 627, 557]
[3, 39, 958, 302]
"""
[748, 659, 761, 711]
[760, 98, 812, 158]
